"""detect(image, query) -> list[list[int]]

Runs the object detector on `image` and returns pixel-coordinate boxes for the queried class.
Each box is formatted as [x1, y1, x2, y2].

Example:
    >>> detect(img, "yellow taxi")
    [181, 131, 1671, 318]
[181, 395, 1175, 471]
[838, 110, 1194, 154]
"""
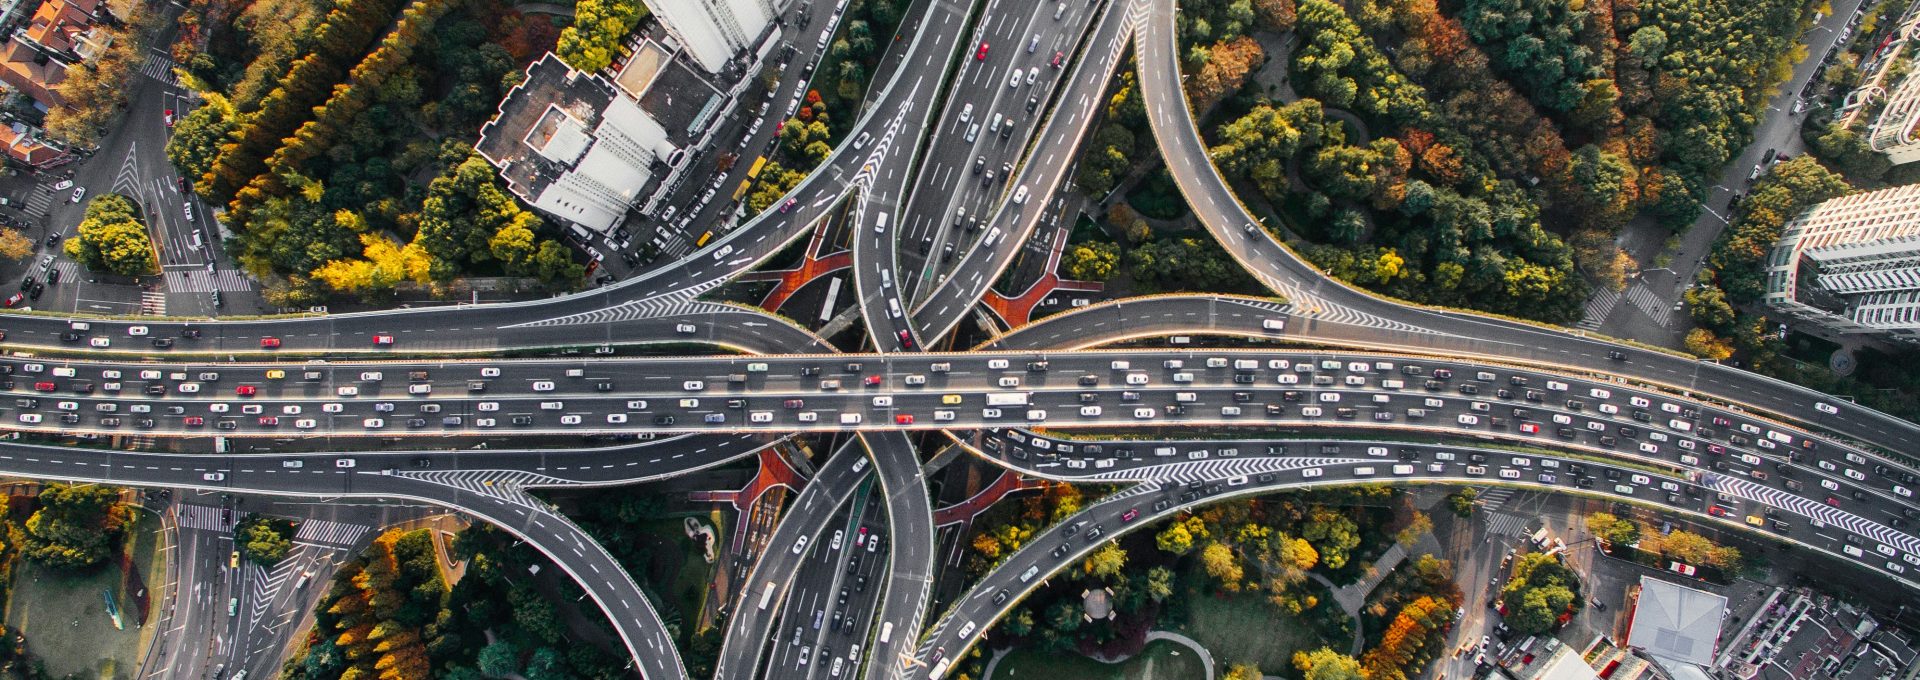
[266, 370, 285, 380]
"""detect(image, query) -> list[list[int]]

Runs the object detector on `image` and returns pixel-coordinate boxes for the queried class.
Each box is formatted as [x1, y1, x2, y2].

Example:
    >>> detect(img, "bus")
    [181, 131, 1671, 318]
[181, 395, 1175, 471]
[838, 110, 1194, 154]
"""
[985, 392, 1030, 407]
[732, 179, 752, 202]
[757, 581, 777, 610]
[747, 155, 769, 179]
[695, 231, 715, 247]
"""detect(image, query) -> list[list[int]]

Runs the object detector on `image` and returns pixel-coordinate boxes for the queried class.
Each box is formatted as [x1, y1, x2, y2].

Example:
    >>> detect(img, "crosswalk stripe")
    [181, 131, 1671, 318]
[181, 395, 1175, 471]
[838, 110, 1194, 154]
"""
[163, 270, 255, 293]
[293, 518, 368, 547]
[139, 52, 178, 85]
[1577, 287, 1621, 330]
[177, 504, 231, 531]
[1484, 511, 1530, 537]
[140, 291, 166, 316]
[1624, 283, 1673, 327]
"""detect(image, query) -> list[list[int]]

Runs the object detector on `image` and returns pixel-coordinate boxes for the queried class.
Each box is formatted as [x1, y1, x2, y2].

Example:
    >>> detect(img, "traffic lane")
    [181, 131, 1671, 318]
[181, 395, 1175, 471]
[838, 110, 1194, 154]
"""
[1125, 0, 1920, 479]
[899, 0, 1091, 295]
[715, 439, 873, 680]
[911, 457, 1918, 674]
[0, 446, 691, 679]
[856, 431, 935, 680]
[907, 0, 1135, 341]
[768, 502, 867, 678]
[4, 302, 830, 356]
[0, 358, 1875, 489]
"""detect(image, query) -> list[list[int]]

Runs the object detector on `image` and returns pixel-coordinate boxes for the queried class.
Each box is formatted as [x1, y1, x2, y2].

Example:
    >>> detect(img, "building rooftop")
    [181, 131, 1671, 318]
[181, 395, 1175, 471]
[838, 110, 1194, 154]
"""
[22, 0, 98, 56]
[1627, 576, 1728, 667]
[476, 53, 616, 208]
[0, 39, 65, 108]
[634, 45, 722, 142]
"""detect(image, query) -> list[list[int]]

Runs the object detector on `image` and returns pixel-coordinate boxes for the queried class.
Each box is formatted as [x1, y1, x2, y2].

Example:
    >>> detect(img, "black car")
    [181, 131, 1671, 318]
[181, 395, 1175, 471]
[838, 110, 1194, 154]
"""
[45, 268, 58, 284]
[17, 275, 31, 291]
[654, 415, 676, 425]
[152, 338, 174, 348]
[59, 331, 81, 342]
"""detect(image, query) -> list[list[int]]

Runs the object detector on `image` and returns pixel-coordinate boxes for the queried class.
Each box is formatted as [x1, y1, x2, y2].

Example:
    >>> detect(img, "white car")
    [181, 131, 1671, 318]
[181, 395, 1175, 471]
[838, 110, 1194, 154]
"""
[1133, 408, 1155, 420]
[295, 419, 317, 429]
[475, 418, 497, 428]
[178, 383, 201, 393]
[363, 418, 385, 429]
[1079, 406, 1102, 417]
[626, 400, 648, 410]
[477, 402, 500, 411]
[336, 386, 358, 396]
[676, 324, 698, 334]
[533, 381, 555, 391]
[607, 413, 629, 424]
[282, 405, 302, 415]
[982, 408, 1003, 419]
[16, 413, 39, 423]
[683, 381, 705, 391]
[202, 472, 225, 481]
[480, 368, 501, 377]
[126, 326, 149, 336]
[750, 411, 773, 423]
[335, 459, 356, 468]
[1301, 468, 1323, 478]
[1815, 402, 1839, 415]
[89, 337, 110, 347]
[560, 415, 582, 425]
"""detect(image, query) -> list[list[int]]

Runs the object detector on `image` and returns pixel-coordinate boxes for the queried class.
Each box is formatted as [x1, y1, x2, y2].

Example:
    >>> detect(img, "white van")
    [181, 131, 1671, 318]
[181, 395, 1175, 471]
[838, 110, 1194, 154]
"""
[841, 413, 862, 425]
[874, 212, 889, 233]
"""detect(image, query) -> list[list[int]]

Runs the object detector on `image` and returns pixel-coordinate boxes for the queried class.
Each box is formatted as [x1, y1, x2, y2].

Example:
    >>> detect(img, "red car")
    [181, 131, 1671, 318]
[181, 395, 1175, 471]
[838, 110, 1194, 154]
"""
[260, 337, 281, 348]
[783, 399, 805, 409]
[897, 329, 914, 349]
[373, 334, 395, 346]
[1519, 422, 1539, 434]
[4, 293, 22, 307]
[1121, 508, 1140, 522]
[184, 416, 205, 426]
[1826, 497, 1842, 507]
[895, 414, 914, 425]
[1050, 51, 1063, 68]
[863, 374, 882, 386]
[780, 198, 797, 213]
[235, 385, 257, 396]
[32, 381, 54, 391]
[1707, 506, 1730, 517]
[163, 109, 175, 127]
[975, 41, 989, 60]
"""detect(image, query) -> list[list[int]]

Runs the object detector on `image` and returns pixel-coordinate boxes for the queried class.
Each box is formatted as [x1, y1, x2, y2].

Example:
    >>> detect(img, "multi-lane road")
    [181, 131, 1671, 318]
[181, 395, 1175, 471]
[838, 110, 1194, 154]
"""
[3, 0, 1918, 677]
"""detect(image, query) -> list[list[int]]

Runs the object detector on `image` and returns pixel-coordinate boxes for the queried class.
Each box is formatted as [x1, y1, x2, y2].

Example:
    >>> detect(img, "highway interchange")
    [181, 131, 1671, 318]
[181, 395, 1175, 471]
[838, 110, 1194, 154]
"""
[1, 0, 1919, 678]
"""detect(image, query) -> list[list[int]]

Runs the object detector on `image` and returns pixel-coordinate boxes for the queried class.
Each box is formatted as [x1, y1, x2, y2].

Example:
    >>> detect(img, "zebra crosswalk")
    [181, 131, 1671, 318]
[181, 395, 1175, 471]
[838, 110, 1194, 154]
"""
[139, 51, 178, 86]
[1576, 287, 1621, 331]
[140, 291, 166, 316]
[1477, 487, 1516, 512]
[1484, 511, 1531, 538]
[177, 503, 232, 532]
[50, 261, 76, 284]
[22, 184, 52, 216]
[1624, 283, 1674, 327]
[163, 269, 255, 293]
[293, 518, 368, 547]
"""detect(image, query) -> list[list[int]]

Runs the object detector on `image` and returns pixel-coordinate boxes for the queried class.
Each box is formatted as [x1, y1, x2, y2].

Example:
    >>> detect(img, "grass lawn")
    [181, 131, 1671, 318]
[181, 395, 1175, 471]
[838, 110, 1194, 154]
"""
[637, 515, 723, 634]
[990, 639, 1209, 680]
[1172, 563, 1325, 672]
[5, 511, 164, 680]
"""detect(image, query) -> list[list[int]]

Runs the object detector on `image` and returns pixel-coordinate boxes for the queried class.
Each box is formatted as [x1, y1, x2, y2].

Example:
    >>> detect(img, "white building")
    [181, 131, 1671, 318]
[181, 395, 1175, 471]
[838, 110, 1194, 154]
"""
[645, 0, 776, 74]
[476, 53, 681, 234]
[1860, 2, 1920, 164]
[1764, 183, 1920, 344]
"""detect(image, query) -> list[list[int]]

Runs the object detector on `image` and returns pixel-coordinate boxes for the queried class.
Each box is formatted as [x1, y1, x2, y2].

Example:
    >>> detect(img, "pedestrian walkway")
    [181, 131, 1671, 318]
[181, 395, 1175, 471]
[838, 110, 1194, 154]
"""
[1577, 287, 1621, 331]
[1484, 511, 1532, 538]
[176, 503, 232, 532]
[1624, 282, 1675, 327]
[293, 518, 369, 548]
[140, 290, 166, 315]
[50, 261, 76, 284]
[22, 184, 53, 217]
[932, 470, 1045, 527]
[1477, 487, 1516, 511]
[163, 269, 255, 293]
[139, 50, 178, 86]
[980, 226, 1105, 327]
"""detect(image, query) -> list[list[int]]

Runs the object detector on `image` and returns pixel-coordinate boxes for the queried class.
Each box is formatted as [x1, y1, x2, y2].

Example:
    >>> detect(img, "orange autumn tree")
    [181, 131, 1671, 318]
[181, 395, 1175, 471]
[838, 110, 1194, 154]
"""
[313, 529, 446, 680]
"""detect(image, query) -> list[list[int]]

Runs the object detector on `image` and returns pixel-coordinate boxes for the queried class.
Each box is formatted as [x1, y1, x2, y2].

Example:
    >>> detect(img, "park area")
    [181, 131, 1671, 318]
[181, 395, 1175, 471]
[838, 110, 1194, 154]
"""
[988, 639, 1209, 680]
[4, 510, 164, 680]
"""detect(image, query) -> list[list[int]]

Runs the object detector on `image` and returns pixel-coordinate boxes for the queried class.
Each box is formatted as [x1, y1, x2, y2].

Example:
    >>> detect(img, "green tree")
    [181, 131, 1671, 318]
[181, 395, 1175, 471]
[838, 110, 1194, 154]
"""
[523, 647, 569, 680]
[21, 483, 124, 569]
[238, 517, 294, 565]
[167, 103, 237, 186]
[1586, 512, 1640, 546]
[1447, 489, 1477, 517]
[1396, 512, 1433, 548]
[1305, 144, 1383, 203]
[1002, 607, 1036, 637]
[477, 639, 521, 678]
[1685, 284, 1738, 333]
[1156, 521, 1197, 555]
[555, 0, 647, 73]
[1225, 663, 1263, 680]
[0, 229, 32, 261]
[1081, 542, 1127, 580]
[531, 240, 585, 287]
[1063, 241, 1120, 281]
[1201, 542, 1245, 591]
[1293, 647, 1366, 680]
[65, 194, 155, 276]
[1301, 506, 1361, 569]
[1144, 566, 1175, 602]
